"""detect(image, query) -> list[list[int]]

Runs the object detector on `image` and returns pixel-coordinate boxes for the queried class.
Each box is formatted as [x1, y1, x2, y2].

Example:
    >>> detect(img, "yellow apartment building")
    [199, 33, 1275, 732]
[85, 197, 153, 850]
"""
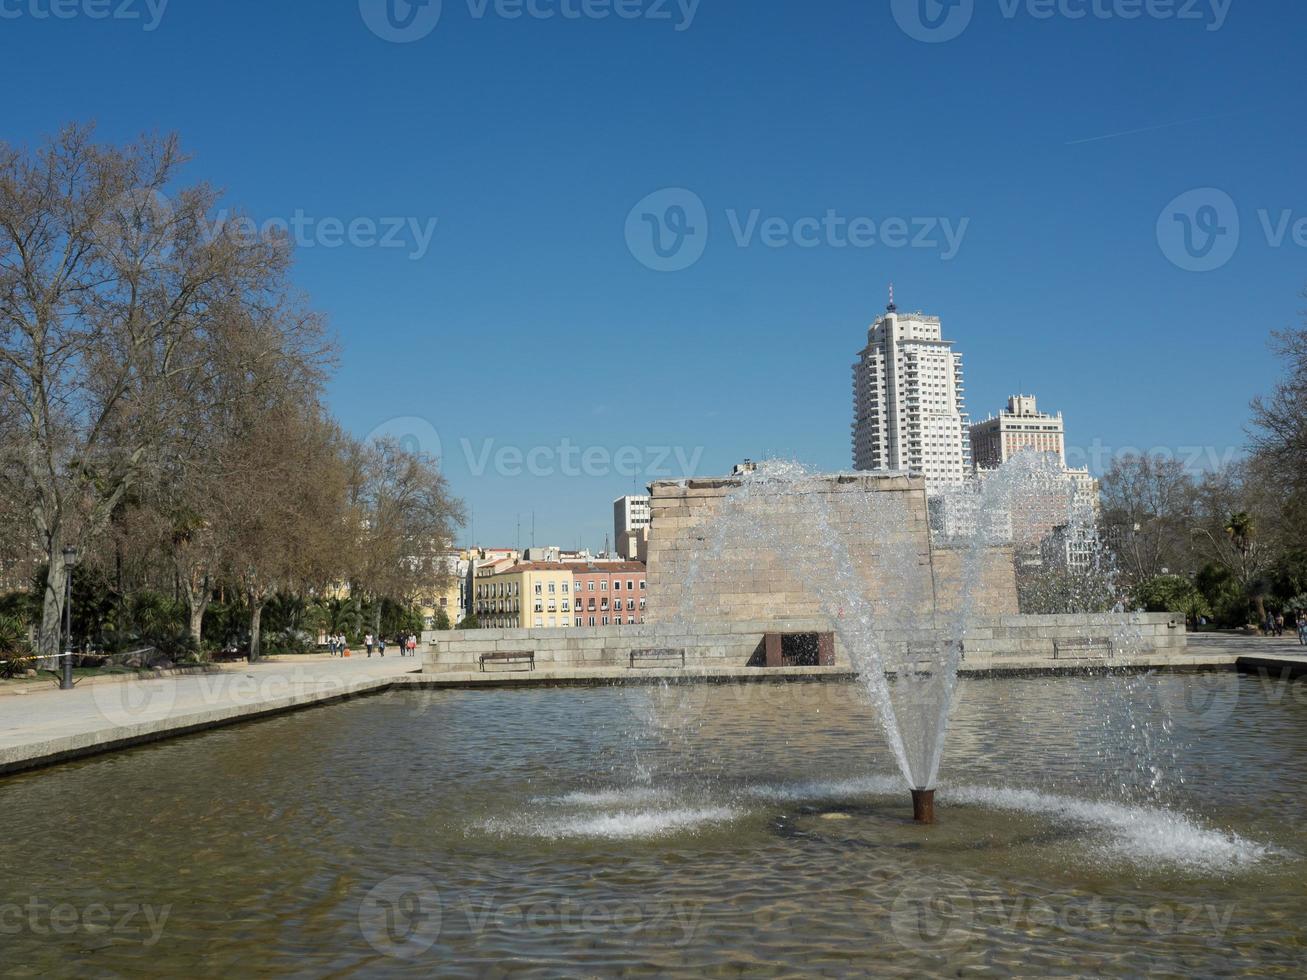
[472, 561, 575, 629]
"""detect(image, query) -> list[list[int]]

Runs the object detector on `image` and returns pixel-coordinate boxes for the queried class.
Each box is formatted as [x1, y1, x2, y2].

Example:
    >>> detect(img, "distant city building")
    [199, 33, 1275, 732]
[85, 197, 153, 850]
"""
[569, 561, 647, 627]
[969, 394, 1066, 469]
[852, 291, 970, 488]
[472, 561, 575, 629]
[613, 494, 650, 560]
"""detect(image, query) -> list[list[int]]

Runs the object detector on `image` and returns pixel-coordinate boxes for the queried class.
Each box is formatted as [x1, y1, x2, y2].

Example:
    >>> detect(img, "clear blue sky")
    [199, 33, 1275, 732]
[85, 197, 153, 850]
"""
[4, 0, 1303, 549]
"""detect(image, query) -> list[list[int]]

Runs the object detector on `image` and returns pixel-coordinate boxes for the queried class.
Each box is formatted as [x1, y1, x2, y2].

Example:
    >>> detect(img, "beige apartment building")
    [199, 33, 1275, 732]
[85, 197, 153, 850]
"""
[472, 561, 575, 629]
[969, 394, 1066, 468]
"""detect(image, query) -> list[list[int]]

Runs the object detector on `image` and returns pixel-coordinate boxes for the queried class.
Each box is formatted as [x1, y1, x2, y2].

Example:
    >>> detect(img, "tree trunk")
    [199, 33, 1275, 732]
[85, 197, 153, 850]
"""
[249, 599, 265, 663]
[188, 600, 207, 648]
[38, 544, 68, 658]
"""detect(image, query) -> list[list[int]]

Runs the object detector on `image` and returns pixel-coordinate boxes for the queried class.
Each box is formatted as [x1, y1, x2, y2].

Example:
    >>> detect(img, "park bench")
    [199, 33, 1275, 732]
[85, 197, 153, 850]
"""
[1052, 637, 1114, 660]
[903, 639, 965, 673]
[629, 648, 686, 668]
[479, 651, 535, 672]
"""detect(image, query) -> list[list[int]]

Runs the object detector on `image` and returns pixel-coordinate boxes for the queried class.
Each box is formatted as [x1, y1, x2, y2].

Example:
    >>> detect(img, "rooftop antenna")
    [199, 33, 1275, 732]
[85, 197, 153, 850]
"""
[887, 281, 897, 313]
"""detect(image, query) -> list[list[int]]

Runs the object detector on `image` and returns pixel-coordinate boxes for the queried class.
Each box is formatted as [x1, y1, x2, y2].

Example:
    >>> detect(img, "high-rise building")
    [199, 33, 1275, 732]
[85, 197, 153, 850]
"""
[851, 292, 970, 487]
[969, 394, 1066, 469]
[613, 494, 651, 559]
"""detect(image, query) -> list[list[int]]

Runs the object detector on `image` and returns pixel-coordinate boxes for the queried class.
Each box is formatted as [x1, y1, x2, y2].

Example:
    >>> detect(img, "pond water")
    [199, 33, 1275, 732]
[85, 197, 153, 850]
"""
[1, 672, 1304, 976]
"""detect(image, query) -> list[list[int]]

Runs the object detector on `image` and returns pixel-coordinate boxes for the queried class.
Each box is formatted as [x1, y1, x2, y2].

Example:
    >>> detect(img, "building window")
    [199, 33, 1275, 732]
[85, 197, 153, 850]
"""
[627, 580, 634, 591]
[614, 580, 621, 591]
[600, 581, 607, 591]
[548, 582, 556, 594]
[639, 580, 646, 590]
[588, 616, 596, 627]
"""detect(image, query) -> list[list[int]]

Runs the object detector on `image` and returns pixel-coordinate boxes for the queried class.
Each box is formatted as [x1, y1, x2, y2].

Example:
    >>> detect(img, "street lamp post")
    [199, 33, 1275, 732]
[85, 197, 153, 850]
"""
[60, 545, 77, 691]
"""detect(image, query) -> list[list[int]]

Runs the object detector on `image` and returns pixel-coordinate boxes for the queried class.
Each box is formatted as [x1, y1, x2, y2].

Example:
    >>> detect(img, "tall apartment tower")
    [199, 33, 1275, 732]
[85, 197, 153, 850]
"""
[613, 494, 651, 560]
[851, 292, 970, 488]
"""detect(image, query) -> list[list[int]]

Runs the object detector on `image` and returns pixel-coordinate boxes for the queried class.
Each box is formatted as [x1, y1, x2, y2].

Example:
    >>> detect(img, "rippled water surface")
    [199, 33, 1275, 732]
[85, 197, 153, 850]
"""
[2, 672, 1305, 976]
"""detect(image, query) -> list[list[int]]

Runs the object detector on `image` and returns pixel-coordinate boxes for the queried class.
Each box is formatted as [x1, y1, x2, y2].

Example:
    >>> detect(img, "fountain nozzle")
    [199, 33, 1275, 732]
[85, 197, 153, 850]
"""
[911, 788, 935, 825]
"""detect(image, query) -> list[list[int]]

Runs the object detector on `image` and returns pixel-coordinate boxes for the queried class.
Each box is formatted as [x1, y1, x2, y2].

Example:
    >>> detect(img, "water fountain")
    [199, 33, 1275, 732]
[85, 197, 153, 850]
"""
[668, 455, 1114, 824]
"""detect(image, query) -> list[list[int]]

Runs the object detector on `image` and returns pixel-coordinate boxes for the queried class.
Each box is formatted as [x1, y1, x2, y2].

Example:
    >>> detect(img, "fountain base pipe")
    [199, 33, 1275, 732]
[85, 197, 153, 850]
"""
[911, 788, 935, 824]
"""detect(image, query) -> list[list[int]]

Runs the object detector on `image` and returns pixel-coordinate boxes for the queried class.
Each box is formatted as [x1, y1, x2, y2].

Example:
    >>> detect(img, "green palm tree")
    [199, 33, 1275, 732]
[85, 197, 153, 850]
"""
[316, 596, 364, 642]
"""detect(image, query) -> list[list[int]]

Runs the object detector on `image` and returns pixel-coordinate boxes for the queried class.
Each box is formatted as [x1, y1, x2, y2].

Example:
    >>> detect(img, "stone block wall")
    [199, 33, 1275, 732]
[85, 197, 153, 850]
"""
[423, 612, 1186, 673]
[645, 473, 1018, 626]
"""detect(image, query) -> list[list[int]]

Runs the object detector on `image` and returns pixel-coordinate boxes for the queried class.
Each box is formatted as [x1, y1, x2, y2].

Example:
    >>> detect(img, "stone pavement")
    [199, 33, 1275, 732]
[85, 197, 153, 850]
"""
[0, 654, 420, 776]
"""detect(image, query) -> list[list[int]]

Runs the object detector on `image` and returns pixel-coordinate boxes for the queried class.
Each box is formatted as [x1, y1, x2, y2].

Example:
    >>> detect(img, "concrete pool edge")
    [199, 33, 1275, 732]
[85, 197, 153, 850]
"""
[1, 650, 1286, 779]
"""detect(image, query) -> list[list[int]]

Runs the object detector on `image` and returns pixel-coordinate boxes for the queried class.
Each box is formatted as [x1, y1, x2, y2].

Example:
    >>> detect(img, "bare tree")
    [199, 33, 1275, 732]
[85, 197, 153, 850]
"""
[0, 125, 302, 655]
[347, 436, 465, 635]
[221, 404, 352, 662]
[1098, 453, 1197, 584]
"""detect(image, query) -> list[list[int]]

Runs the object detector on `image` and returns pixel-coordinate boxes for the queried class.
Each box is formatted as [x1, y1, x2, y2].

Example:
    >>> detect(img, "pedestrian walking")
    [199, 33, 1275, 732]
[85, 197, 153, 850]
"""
[406, 634, 417, 657]
[365, 632, 374, 657]
[1276, 613, 1286, 637]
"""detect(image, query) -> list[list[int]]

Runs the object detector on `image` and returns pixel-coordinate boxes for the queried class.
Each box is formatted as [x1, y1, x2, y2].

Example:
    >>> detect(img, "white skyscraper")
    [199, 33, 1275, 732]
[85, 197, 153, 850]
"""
[851, 291, 970, 487]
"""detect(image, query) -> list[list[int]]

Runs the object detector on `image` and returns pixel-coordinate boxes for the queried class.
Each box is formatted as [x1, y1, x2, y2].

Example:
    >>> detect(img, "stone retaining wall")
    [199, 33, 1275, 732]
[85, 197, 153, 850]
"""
[645, 473, 1019, 624]
[424, 613, 1186, 673]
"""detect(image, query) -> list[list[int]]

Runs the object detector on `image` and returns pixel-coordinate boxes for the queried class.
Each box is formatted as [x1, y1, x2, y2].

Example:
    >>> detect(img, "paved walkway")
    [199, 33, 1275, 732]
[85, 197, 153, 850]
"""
[0, 654, 420, 775]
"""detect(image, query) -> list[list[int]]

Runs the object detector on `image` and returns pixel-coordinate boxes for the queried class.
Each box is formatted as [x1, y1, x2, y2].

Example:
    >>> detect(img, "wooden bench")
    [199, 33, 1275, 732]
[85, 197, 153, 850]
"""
[629, 648, 686, 668]
[906, 639, 965, 664]
[479, 651, 535, 672]
[1052, 637, 1113, 660]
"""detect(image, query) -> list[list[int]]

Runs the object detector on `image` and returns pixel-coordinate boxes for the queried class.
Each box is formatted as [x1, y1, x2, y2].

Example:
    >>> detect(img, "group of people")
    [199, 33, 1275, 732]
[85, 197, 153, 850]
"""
[1259, 612, 1307, 645]
[324, 633, 421, 657]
